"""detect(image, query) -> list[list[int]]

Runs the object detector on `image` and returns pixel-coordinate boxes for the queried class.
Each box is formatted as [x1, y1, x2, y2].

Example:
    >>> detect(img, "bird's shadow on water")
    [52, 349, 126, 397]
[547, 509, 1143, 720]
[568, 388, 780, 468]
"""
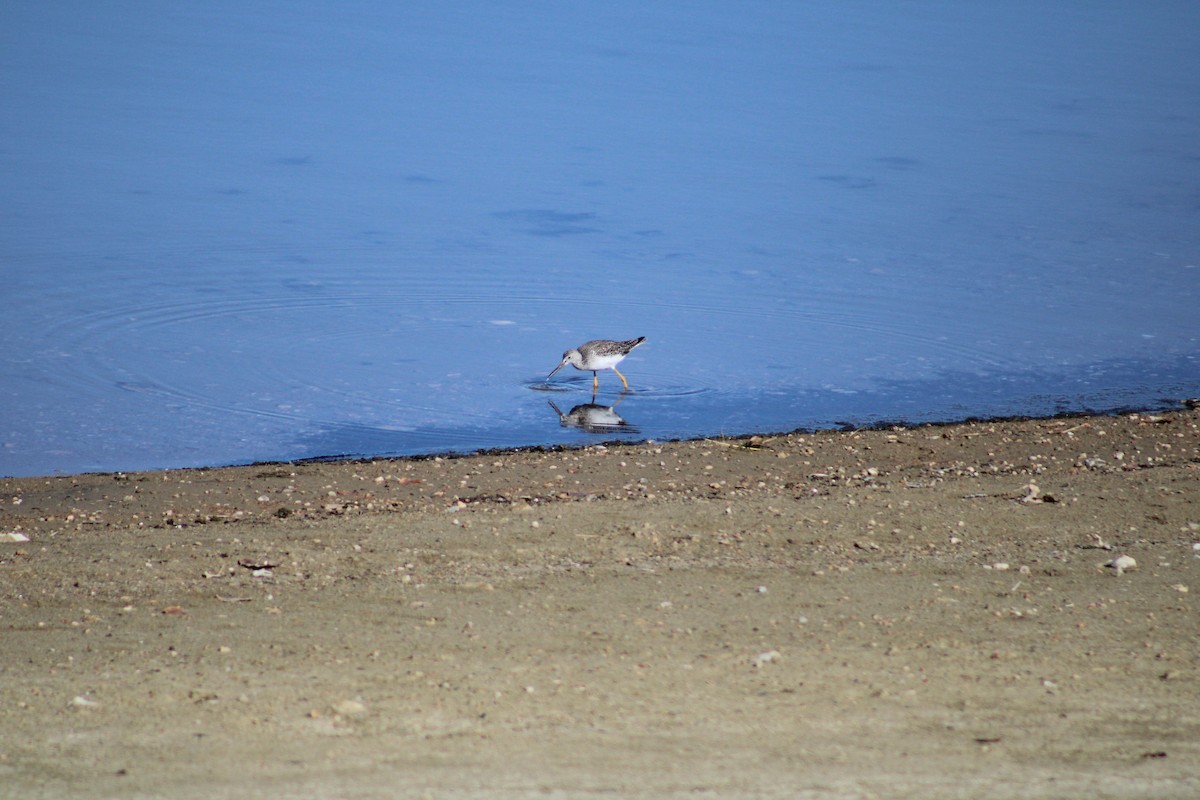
[547, 394, 640, 435]
[527, 376, 709, 398]
[527, 381, 576, 393]
[530, 377, 645, 434]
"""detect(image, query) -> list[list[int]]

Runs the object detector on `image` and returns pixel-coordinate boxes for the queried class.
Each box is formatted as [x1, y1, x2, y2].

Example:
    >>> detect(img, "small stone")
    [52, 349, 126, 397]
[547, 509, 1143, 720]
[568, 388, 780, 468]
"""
[752, 650, 781, 668]
[1107, 555, 1137, 574]
[333, 699, 367, 717]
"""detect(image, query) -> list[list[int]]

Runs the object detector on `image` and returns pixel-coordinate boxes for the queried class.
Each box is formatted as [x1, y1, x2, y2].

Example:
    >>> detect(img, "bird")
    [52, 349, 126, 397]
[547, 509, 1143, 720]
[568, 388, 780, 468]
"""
[547, 337, 645, 393]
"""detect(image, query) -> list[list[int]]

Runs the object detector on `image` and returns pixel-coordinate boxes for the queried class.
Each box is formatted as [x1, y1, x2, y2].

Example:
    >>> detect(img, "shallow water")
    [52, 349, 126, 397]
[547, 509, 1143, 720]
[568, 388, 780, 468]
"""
[3, 2, 1199, 477]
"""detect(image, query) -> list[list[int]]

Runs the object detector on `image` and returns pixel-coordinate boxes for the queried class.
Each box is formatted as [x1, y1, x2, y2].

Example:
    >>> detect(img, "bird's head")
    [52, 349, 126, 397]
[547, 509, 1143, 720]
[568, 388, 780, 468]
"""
[547, 348, 581, 379]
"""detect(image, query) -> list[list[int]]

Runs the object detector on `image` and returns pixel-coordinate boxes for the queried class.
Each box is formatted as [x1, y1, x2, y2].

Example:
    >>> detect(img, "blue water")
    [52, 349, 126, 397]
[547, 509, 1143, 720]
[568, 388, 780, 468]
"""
[2, 2, 1198, 477]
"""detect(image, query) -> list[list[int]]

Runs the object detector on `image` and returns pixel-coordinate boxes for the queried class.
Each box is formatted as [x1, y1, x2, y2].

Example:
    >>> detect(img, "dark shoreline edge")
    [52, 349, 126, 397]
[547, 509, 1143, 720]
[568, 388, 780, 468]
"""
[7, 397, 1197, 482]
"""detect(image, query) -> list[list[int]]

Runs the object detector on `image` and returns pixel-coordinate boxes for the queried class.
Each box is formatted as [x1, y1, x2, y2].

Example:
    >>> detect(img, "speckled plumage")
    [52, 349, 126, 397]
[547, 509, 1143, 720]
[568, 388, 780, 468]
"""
[548, 337, 645, 392]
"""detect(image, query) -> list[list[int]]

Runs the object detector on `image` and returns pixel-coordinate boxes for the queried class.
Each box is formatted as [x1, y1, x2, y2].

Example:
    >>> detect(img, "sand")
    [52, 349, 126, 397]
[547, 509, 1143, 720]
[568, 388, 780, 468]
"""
[2, 408, 1198, 799]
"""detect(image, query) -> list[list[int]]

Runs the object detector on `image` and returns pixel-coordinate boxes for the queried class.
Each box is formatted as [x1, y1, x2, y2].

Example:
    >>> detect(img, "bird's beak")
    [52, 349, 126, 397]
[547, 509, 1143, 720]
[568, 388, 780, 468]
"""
[547, 359, 567, 380]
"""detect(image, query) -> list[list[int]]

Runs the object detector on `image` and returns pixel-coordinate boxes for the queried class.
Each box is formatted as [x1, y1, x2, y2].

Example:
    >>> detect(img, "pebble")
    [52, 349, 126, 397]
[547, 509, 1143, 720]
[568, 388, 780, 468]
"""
[333, 699, 367, 717]
[1107, 555, 1137, 574]
[2, 531, 29, 542]
[751, 650, 781, 668]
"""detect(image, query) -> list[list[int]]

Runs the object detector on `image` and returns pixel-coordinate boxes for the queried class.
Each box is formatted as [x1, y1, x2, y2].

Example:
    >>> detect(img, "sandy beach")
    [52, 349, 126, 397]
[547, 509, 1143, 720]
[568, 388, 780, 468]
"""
[2, 408, 1198, 798]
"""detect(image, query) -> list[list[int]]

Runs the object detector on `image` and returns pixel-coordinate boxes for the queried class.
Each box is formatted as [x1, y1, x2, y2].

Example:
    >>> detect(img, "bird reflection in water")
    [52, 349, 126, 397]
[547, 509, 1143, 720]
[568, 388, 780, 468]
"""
[547, 395, 639, 435]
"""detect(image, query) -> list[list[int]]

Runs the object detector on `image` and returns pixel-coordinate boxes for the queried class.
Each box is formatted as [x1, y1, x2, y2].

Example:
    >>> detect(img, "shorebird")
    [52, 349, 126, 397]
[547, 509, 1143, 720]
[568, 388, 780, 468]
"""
[547, 337, 645, 393]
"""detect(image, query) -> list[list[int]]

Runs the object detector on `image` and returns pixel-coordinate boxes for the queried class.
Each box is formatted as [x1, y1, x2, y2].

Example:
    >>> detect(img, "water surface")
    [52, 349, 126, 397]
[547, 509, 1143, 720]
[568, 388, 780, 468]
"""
[2, 2, 1198, 477]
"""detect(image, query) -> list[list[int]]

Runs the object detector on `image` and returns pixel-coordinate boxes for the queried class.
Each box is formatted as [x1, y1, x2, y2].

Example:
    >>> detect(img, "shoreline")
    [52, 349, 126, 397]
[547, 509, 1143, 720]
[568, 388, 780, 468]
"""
[3, 408, 1199, 798]
[10, 396, 1199, 483]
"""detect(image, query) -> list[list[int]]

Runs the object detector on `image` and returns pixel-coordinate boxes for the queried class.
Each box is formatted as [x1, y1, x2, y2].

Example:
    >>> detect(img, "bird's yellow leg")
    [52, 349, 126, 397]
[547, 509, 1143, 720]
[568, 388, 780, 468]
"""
[613, 367, 630, 391]
[592, 372, 599, 393]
